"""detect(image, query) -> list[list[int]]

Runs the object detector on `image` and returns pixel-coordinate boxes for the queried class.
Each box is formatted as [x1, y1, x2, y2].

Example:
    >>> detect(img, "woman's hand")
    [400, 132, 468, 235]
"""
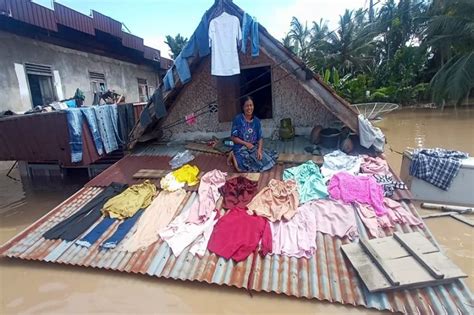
[245, 142, 255, 150]
[257, 148, 263, 160]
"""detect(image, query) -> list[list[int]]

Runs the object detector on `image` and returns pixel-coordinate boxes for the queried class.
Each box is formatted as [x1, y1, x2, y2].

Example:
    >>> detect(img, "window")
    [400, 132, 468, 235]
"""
[217, 65, 273, 122]
[137, 78, 149, 102]
[89, 71, 107, 95]
[25, 63, 56, 107]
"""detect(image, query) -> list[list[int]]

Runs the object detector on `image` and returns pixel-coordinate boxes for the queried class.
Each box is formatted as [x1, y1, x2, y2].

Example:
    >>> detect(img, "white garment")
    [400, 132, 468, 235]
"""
[160, 173, 185, 192]
[321, 150, 362, 181]
[358, 114, 385, 152]
[159, 196, 218, 257]
[209, 12, 242, 76]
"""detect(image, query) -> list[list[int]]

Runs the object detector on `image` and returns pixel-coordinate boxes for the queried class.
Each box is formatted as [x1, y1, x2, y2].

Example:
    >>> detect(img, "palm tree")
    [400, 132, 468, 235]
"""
[286, 17, 312, 62]
[424, 0, 474, 105]
[164, 33, 188, 59]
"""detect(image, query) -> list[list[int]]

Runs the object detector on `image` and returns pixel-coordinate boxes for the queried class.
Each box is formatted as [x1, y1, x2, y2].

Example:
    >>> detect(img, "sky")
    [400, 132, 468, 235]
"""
[33, 0, 369, 58]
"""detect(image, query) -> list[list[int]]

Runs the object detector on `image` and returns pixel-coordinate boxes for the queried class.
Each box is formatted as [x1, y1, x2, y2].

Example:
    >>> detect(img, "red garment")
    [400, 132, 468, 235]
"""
[219, 176, 258, 209]
[207, 207, 272, 262]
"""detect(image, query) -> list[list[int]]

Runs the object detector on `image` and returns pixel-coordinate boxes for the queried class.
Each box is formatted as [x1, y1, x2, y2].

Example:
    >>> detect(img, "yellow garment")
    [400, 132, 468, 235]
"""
[172, 164, 200, 186]
[102, 180, 157, 219]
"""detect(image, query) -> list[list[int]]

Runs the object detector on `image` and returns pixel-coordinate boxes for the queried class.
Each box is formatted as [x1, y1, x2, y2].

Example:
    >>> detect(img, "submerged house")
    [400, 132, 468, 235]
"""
[0, 0, 171, 113]
[0, 1, 472, 314]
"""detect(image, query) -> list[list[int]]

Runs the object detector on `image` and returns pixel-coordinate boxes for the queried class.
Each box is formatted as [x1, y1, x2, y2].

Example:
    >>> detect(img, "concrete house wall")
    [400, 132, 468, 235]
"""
[162, 51, 338, 140]
[0, 30, 160, 113]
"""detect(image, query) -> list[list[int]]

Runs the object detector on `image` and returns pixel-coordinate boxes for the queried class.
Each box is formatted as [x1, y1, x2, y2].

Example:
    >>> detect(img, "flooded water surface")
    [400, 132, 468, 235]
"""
[1, 107, 473, 314]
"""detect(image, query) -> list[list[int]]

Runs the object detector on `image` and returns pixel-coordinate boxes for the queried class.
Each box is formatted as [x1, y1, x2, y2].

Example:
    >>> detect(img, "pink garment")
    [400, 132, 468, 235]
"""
[356, 198, 424, 238]
[270, 201, 317, 258]
[185, 113, 197, 125]
[328, 172, 386, 216]
[360, 155, 390, 175]
[313, 199, 359, 240]
[187, 170, 227, 224]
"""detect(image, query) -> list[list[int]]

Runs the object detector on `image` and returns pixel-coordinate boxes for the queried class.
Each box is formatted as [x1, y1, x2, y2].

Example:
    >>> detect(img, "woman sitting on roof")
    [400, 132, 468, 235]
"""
[229, 96, 278, 172]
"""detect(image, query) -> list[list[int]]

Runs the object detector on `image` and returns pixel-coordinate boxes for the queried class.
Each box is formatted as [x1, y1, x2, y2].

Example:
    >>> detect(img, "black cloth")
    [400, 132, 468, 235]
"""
[117, 103, 135, 144]
[43, 183, 127, 241]
[149, 89, 166, 119]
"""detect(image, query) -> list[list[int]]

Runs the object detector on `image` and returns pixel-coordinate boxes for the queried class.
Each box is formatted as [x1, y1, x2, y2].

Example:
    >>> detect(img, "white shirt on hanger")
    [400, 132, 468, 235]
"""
[209, 12, 242, 76]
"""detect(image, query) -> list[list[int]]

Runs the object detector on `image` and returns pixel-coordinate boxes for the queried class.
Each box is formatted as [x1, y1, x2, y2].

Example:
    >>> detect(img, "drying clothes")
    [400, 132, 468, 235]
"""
[169, 150, 195, 169]
[241, 12, 259, 56]
[209, 12, 242, 76]
[140, 106, 152, 127]
[172, 164, 200, 186]
[373, 174, 408, 197]
[321, 150, 362, 181]
[93, 105, 122, 153]
[360, 155, 390, 175]
[102, 180, 157, 219]
[328, 172, 386, 216]
[81, 107, 104, 156]
[149, 88, 166, 120]
[182, 11, 210, 58]
[65, 108, 84, 163]
[358, 114, 385, 152]
[247, 179, 299, 222]
[187, 170, 227, 224]
[219, 176, 258, 209]
[311, 199, 358, 239]
[43, 183, 128, 241]
[160, 173, 185, 192]
[185, 113, 197, 126]
[355, 198, 424, 238]
[283, 160, 328, 204]
[121, 189, 187, 252]
[163, 68, 175, 91]
[207, 207, 272, 262]
[160, 196, 218, 257]
[116, 103, 135, 145]
[76, 217, 116, 248]
[409, 148, 469, 190]
[270, 201, 317, 258]
[234, 146, 278, 172]
[174, 53, 191, 84]
[101, 209, 144, 250]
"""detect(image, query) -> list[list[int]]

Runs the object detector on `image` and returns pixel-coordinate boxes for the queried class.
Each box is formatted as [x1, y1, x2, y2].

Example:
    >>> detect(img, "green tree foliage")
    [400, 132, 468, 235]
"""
[282, 0, 473, 106]
[164, 33, 188, 59]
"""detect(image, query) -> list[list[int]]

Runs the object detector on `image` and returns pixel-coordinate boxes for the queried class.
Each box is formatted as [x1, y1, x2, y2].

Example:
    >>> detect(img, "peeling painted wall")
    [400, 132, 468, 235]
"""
[162, 51, 337, 141]
[0, 30, 159, 113]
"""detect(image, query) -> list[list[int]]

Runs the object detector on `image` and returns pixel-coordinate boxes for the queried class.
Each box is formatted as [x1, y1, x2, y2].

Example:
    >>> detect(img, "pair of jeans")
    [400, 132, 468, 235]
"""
[149, 89, 167, 119]
[43, 183, 128, 241]
[76, 217, 116, 248]
[101, 209, 144, 249]
[81, 107, 104, 156]
[182, 12, 210, 58]
[93, 105, 122, 153]
[175, 54, 191, 84]
[65, 109, 83, 163]
[241, 12, 259, 56]
[117, 103, 135, 144]
[163, 69, 175, 91]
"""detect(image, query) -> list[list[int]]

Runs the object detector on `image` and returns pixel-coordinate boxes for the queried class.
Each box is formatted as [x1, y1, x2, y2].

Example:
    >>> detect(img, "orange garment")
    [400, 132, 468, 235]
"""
[247, 179, 299, 222]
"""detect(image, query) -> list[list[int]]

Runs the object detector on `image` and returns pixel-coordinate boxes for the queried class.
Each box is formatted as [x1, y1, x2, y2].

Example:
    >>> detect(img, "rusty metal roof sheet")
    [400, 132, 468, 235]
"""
[122, 32, 144, 52]
[1, 183, 472, 314]
[0, 112, 103, 166]
[144, 46, 161, 62]
[91, 10, 122, 38]
[53, 2, 95, 35]
[5, 0, 58, 32]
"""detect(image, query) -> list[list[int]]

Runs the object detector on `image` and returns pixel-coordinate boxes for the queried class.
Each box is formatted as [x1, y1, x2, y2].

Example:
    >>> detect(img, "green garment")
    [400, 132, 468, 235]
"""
[283, 160, 328, 204]
[102, 180, 157, 219]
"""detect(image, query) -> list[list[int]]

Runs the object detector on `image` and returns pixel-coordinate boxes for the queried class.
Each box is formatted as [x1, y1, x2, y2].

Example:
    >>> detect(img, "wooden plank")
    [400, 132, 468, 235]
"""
[369, 237, 409, 260]
[394, 232, 444, 279]
[422, 252, 467, 278]
[359, 238, 400, 286]
[133, 169, 169, 179]
[185, 143, 224, 155]
[277, 153, 323, 165]
[421, 212, 474, 227]
[393, 232, 438, 254]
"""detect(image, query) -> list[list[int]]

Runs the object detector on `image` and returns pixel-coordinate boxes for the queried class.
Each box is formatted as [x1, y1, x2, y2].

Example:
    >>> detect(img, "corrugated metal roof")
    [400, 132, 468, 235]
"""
[144, 46, 161, 62]
[0, 112, 103, 166]
[6, 0, 58, 32]
[91, 10, 122, 38]
[1, 183, 472, 314]
[54, 2, 95, 35]
[122, 32, 144, 52]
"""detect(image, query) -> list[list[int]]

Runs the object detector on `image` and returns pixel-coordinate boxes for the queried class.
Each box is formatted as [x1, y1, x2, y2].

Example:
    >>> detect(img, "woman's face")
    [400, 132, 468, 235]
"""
[243, 99, 254, 116]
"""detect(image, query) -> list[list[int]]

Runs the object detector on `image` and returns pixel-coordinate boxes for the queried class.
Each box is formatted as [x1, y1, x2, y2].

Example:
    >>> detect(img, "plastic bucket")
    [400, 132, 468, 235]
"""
[320, 128, 341, 148]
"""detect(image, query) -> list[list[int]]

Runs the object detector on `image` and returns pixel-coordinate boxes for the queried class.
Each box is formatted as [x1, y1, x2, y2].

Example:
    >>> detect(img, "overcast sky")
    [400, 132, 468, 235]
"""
[34, 0, 369, 58]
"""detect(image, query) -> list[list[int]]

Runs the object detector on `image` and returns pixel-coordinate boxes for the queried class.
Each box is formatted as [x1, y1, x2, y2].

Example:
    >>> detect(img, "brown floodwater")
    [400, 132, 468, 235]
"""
[1, 107, 473, 314]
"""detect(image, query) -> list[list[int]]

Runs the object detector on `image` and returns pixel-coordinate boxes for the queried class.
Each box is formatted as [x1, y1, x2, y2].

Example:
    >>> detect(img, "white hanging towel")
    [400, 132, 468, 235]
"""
[209, 12, 242, 76]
